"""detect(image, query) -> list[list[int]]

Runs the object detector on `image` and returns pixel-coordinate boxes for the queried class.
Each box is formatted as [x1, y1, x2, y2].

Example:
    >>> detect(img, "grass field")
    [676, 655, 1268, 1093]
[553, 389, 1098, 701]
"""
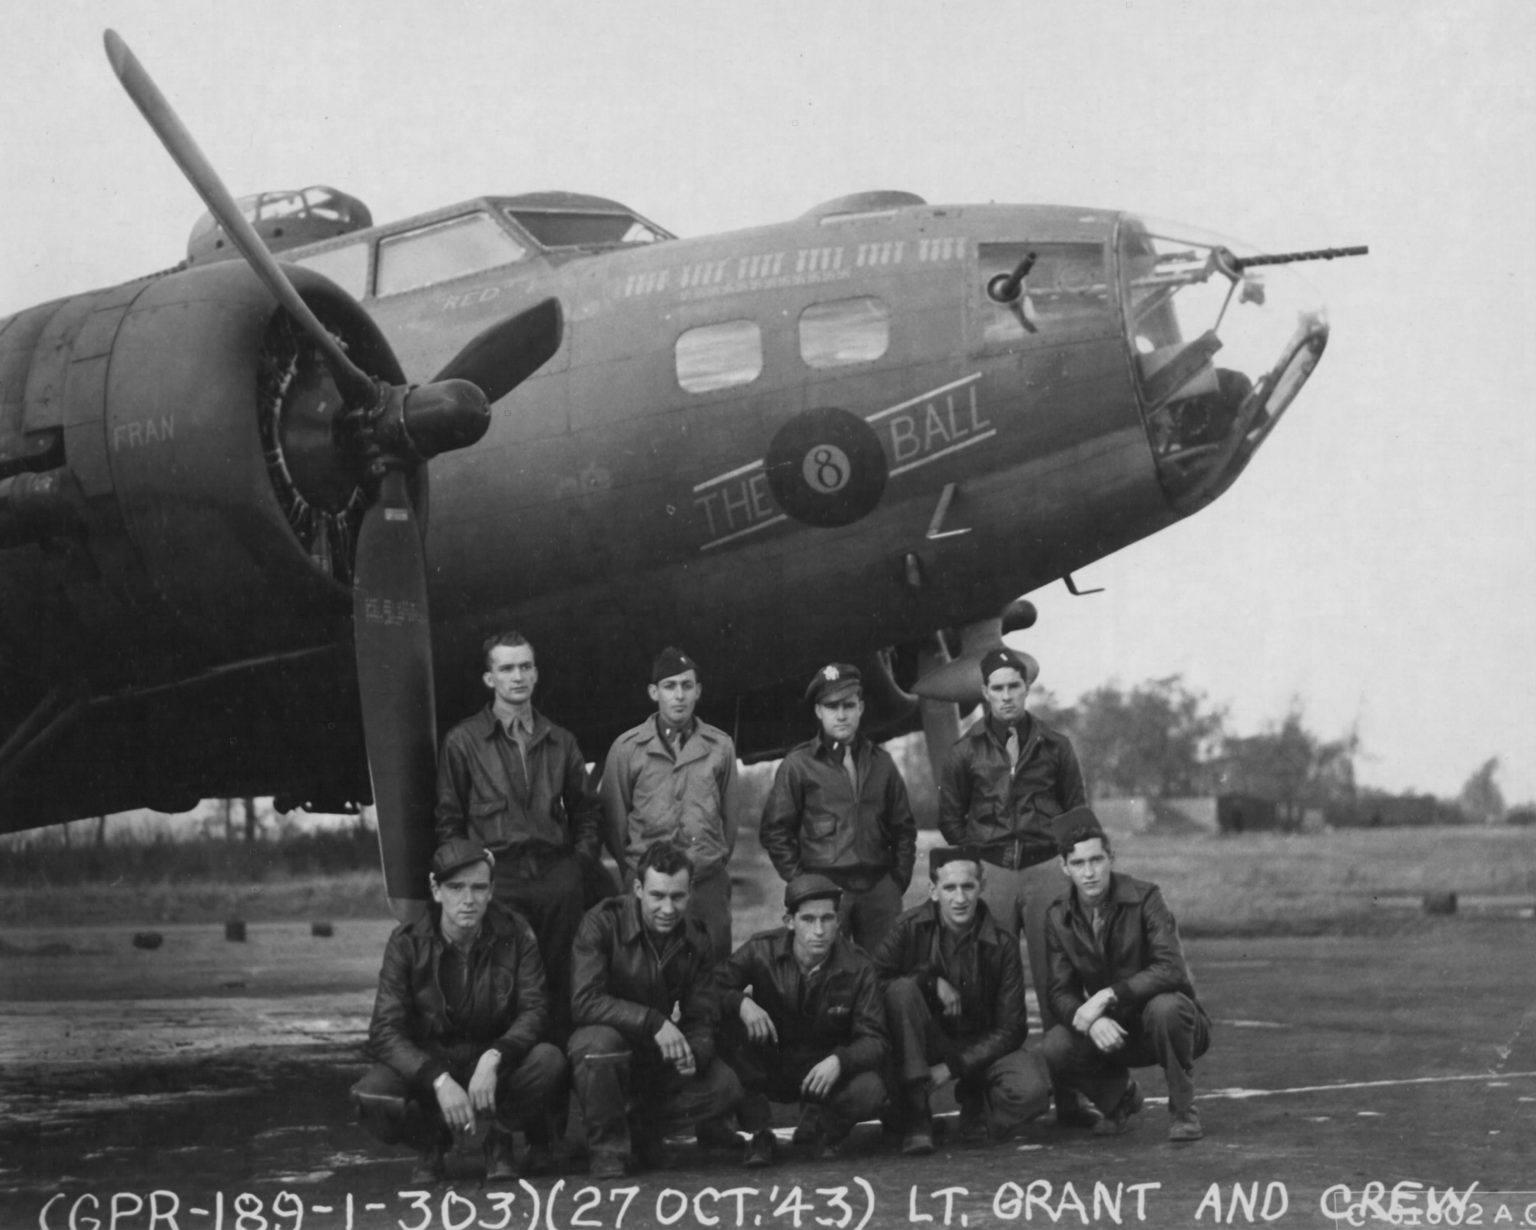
[4, 823, 1531, 936]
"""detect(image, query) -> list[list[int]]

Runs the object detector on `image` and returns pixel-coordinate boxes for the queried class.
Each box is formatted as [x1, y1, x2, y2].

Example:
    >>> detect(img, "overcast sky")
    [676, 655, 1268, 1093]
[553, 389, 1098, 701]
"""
[4, 0, 1533, 805]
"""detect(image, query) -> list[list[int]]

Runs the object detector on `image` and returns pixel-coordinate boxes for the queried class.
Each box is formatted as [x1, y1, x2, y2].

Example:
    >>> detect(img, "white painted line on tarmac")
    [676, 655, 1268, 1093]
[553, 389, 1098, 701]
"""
[1179, 1069, 1536, 1104]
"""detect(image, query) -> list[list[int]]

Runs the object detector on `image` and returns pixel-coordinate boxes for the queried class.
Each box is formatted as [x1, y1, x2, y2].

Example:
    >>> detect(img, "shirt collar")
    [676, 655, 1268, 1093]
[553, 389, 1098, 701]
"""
[654, 713, 696, 745]
[816, 730, 861, 760]
[501, 710, 536, 738]
[984, 711, 1034, 746]
[480, 703, 540, 741]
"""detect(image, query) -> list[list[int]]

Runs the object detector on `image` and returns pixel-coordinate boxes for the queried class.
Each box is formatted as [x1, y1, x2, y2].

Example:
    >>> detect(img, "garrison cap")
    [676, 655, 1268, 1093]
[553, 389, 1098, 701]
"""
[980, 647, 1040, 686]
[784, 872, 843, 913]
[651, 646, 699, 684]
[1051, 806, 1107, 856]
[929, 844, 985, 878]
[805, 663, 862, 706]
[431, 837, 495, 881]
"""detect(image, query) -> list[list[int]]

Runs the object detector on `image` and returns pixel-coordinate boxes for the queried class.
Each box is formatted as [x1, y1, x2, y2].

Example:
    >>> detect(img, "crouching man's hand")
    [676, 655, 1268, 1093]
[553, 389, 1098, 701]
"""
[740, 997, 779, 1045]
[1073, 987, 1116, 1034]
[655, 1019, 696, 1074]
[801, 1054, 842, 1099]
[467, 1050, 500, 1115]
[1087, 1016, 1127, 1054]
[434, 1074, 477, 1134]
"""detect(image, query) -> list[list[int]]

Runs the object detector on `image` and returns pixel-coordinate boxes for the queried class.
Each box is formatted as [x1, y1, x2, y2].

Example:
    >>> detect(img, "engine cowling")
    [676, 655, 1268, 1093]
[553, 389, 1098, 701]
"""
[0, 260, 406, 687]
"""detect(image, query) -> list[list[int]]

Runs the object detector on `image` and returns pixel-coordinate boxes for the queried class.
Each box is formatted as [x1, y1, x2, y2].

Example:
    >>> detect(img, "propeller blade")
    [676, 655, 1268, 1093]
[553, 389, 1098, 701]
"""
[910, 616, 1039, 703]
[911, 617, 1003, 702]
[916, 636, 964, 783]
[431, 298, 564, 405]
[103, 29, 378, 410]
[353, 468, 438, 921]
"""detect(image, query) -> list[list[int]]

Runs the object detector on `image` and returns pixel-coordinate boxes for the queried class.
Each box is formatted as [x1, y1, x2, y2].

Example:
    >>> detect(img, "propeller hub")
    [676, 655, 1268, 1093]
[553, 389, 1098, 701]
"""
[397, 379, 492, 460]
[274, 352, 369, 513]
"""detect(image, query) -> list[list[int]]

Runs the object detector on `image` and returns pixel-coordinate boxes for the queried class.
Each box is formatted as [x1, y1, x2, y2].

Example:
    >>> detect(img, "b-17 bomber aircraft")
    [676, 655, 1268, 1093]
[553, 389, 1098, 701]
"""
[0, 32, 1365, 915]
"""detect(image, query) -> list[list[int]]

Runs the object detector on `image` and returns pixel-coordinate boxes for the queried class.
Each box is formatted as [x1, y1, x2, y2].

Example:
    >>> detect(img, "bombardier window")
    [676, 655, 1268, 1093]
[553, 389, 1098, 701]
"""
[376, 213, 527, 296]
[676, 320, 763, 393]
[293, 242, 370, 299]
[799, 297, 889, 368]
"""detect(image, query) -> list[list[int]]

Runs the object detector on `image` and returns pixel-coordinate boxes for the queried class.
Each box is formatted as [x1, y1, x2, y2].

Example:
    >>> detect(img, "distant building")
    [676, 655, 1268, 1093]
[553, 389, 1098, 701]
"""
[1214, 793, 1283, 833]
[1325, 795, 1464, 828]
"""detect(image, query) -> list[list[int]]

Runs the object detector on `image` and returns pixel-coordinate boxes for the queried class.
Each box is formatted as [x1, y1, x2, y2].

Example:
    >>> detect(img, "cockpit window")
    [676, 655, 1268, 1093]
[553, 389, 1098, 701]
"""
[375, 213, 528, 296]
[293, 242, 370, 299]
[799, 297, 890, 368]
[505, 208, 667, 249]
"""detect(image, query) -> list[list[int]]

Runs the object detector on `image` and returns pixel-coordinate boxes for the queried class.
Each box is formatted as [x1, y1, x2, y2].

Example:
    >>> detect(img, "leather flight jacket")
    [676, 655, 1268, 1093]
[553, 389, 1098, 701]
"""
[1044, 872, 1210, 1033]
[714, 930, 888, 1075]
[759, 733, 916, 889]
[871, 899, 1028, 1079]
[366, 906, 550, 1097]
[434, 705, 602, 861]
[938, 714, 1086, 870]
[570, 894, 722, 1068]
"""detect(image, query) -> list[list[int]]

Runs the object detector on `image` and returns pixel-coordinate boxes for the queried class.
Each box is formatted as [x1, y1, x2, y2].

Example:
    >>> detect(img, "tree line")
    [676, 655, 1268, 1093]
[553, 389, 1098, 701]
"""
[1030, 675, 1522, 826]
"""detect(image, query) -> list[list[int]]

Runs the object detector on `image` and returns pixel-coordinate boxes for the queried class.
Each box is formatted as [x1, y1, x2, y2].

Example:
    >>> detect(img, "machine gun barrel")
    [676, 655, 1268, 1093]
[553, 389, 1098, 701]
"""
[1230, 245, 1369, 270]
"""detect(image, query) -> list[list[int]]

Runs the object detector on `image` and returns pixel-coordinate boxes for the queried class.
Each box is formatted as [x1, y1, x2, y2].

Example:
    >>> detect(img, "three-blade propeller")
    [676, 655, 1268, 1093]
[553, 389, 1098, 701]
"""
[105, 30, 562, 919]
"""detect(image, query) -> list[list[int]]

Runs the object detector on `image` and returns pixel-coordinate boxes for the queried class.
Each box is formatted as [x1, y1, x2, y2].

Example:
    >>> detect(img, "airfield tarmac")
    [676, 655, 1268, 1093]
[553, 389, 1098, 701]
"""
[1, 917, 1532, 1229]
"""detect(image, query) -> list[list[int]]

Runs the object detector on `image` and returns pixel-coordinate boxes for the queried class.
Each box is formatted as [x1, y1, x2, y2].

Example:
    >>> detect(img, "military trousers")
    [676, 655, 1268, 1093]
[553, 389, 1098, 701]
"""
[351, 1041, 566, 1152]
[882, 976, 1051, 1135]
[492, 850, 585, 1035]
[566, 1024, 742, 1164]
[1040, 992, 1212, 1117]
[688, 860, 734, 963]
[721, 1036, 888, 1142]
[979, 856, 1068, 1032]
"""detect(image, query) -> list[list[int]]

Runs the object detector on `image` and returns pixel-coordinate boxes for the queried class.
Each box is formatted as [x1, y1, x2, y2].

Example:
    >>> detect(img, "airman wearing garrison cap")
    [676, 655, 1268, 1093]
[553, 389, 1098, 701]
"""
[352, 838, 566, 1184]
[706, 865, 889, 1166]
[758, 663, 917, 954]
[600, 646, 741, 960]
[1041, 807, 1212, 1143]
[937, 644, 1089, 1126]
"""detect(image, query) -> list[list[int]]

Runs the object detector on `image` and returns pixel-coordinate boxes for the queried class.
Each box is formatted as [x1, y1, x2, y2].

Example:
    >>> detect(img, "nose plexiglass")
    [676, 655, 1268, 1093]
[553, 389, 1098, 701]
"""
[1116, 216, 1329, 509]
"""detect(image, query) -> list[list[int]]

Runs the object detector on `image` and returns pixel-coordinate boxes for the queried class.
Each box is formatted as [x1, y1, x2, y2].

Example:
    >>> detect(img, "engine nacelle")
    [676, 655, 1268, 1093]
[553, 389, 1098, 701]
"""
[0, 260, 404, 687]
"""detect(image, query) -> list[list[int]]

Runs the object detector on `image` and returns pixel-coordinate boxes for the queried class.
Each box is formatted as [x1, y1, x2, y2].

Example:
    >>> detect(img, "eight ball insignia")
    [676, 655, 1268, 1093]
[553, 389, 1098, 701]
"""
[764, 407, 888, 528]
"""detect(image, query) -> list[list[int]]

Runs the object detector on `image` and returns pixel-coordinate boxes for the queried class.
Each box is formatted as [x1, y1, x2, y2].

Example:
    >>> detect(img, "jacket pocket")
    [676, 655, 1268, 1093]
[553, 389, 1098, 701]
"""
[803, 809, 837, 840]
[467, 798, 507, 839]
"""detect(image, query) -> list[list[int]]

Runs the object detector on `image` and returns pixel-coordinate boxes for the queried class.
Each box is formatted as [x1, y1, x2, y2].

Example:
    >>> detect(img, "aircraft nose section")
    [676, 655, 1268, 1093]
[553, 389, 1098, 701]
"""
[1118, 216, 1353, 512]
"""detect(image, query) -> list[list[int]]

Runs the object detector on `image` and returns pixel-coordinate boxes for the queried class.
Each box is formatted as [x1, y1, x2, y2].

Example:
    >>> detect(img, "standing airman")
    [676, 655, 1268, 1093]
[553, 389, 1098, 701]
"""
[760, 663, 917, 953]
